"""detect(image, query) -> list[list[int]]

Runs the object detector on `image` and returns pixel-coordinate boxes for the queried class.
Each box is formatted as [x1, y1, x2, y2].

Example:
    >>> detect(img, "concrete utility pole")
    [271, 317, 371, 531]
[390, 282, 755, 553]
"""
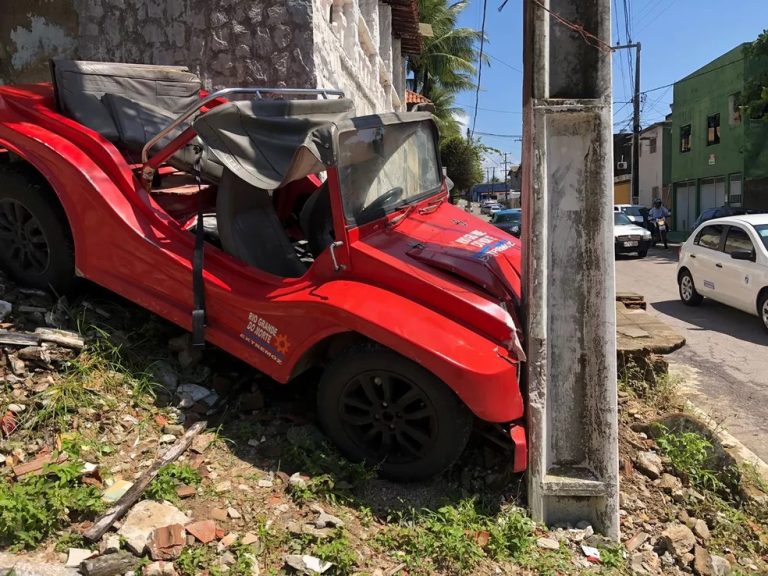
[614, 42, 642, 203]
[522, 0, 619, 539]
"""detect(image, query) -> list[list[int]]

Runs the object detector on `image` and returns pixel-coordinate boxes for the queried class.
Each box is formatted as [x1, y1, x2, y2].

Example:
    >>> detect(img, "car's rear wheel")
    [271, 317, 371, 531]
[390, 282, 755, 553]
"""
[758, 291, 768, 334]
[678, 269, 703, 306]
[0, 169, 75, 292]
[317, 344, 473, 480]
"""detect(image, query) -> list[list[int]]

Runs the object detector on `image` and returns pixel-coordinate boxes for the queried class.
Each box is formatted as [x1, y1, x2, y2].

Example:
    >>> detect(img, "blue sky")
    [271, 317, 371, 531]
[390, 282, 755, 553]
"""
[454, 1, 768, 176]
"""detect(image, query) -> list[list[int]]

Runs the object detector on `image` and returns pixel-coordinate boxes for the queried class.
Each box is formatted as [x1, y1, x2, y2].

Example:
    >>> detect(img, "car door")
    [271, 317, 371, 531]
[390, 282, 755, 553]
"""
[720, 224, 761, 313]
[688, 224, 725, 300]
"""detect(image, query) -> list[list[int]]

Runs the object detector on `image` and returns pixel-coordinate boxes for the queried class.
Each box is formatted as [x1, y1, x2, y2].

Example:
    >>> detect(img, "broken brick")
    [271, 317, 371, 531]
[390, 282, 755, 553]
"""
[147, 524, 186, 561]
[175, 484, 197, 499]
[185, 520, 217, 544]
[211, 508, 228, 522]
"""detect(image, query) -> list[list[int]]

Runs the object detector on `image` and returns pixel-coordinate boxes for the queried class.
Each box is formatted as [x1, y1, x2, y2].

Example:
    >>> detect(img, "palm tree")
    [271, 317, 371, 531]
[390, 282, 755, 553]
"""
[409, 0, 486, 100]
[425, 83, 464, 139]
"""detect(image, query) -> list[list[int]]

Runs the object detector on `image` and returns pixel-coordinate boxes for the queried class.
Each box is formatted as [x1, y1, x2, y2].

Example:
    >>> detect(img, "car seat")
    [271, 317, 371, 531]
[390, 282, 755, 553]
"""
[299, 182, 335, 257]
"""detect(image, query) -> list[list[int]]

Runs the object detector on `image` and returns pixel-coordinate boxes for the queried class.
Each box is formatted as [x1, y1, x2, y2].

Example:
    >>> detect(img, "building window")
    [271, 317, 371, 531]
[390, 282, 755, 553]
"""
[680, 125, 691, 153]
[729, 173, 742, 207]
[649, 137, 657, 154]
[706, 114, 720, 145]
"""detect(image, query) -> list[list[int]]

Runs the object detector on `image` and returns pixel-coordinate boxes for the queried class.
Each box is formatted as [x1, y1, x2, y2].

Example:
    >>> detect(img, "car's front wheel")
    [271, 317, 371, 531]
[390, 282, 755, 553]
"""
[317, 344, 473, 481]
[758, 291, 768, 334]
[638, 249, 648, 258]
[678, 269, 703, 306]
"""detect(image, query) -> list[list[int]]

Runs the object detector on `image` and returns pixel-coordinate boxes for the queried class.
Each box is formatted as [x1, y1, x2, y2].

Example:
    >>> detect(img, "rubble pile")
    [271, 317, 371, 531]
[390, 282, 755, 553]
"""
[1, 269, 767, 575]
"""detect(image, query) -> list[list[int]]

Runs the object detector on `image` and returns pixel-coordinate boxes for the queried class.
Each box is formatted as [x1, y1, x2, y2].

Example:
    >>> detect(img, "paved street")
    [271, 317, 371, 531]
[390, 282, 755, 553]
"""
[615, 246, 768, 462]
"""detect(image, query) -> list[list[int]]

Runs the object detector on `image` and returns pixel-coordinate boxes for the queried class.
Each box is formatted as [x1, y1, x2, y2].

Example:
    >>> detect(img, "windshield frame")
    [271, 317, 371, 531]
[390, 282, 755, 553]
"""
[335, 115, 444, 227]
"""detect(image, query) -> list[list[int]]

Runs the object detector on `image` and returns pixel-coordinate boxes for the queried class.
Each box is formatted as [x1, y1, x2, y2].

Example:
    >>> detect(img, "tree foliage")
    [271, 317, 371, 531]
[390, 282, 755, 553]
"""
[410, 0, 487, 136]
[440, 137, 484, 196]
[744, 29, 768, 117]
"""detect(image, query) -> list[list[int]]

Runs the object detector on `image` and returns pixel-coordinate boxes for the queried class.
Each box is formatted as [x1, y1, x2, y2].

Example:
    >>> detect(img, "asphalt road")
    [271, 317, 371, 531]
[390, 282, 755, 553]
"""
[615, 246, 768, 463]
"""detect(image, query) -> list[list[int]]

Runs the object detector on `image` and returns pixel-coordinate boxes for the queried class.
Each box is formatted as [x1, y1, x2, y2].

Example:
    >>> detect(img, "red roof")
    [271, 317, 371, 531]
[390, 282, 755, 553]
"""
[405, 90, 432, 105]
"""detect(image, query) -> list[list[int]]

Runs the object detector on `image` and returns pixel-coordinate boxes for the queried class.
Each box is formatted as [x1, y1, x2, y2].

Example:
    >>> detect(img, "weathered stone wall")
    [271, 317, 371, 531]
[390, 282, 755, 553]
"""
[1, 0, 406, 113]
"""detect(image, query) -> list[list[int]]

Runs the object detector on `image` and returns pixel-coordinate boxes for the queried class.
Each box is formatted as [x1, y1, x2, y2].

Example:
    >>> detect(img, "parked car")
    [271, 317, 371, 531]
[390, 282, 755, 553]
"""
[614, 212, 652, 257]
[614, 204, 650, 228]
[677, 214, 768, 332]
[480, 201, 503, 215]
[491, 208, 522, 237]
[692, 206, 752, 229]
[0, 59, 527, 479]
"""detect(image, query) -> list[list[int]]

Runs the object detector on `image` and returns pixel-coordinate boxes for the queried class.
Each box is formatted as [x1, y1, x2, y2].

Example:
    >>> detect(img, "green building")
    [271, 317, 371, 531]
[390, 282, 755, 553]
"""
[670, 43, 768, 231]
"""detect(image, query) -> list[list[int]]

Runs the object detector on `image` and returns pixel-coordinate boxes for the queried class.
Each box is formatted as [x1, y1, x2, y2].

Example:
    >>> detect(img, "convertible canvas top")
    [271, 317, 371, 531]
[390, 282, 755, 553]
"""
[193, 99, 437, 190]
[193, 98, 355, 190]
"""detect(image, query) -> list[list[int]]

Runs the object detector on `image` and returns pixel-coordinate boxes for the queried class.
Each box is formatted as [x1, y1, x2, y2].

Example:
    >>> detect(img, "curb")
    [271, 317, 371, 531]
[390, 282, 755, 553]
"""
[0, 553, 78, 576]
[684, 400, 768, 486]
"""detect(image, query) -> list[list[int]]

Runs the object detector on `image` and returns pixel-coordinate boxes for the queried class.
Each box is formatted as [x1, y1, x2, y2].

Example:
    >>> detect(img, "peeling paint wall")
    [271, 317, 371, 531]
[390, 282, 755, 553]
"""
[1, 0, 407, 113]
[0, 1, 79, 84]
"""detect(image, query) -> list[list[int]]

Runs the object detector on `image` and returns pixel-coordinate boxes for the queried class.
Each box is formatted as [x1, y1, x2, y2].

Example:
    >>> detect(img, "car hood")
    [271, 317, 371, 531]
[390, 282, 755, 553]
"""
[349, 202, 525, 360]
[614, 223, 649, 236]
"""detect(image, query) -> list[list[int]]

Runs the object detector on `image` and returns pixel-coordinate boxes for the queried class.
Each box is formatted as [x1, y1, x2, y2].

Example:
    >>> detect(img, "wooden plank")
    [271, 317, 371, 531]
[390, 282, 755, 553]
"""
[83, 420, 207, 542]
[0, 330, 40, 347]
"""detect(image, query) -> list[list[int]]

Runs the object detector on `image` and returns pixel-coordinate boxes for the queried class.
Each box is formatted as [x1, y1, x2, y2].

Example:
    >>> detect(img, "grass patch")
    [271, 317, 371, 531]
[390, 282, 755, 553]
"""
[309, 529, 357, 575]
[619, 360, 680, 408]
[285, 440, 375, 505]
[0, 460, 104, 550]
[655, 425, 726, 493]
[177, 541, 258, 576]
[146, 463, 201, 503]
[374, 499, 534, 576]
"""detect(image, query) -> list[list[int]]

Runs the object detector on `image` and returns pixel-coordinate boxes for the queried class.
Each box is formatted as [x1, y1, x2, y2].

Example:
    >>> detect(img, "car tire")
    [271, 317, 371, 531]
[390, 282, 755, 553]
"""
[678, 269, 703, 306]
[638, 249, 648, 258]
[317, 343, 474, 481]
[0, 168, 75, 293]
[758, 291, 768, 334]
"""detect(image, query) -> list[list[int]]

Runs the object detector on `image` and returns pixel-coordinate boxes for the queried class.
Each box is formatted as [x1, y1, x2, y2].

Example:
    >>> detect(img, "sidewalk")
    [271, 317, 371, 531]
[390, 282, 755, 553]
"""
[615, 292, 685, 354]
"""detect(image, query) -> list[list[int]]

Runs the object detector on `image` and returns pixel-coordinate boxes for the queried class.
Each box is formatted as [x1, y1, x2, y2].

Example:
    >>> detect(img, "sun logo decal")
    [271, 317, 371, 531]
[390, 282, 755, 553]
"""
[274, 333, 290, 356]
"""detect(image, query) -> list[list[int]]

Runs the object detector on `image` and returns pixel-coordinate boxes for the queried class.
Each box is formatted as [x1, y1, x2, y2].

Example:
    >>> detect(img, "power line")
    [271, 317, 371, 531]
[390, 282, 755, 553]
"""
[485, 52, 523, 73]
[457, 102, 522, 114]
[636, 0, 678, 34]
[471, 0, 489, 138]
[474, 131, 523, 139]
[640, 57, 746, 95]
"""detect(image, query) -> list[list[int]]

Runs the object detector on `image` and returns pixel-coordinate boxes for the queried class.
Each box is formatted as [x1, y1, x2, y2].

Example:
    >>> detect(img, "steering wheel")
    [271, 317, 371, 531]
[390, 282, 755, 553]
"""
[358, 187, 404, 220]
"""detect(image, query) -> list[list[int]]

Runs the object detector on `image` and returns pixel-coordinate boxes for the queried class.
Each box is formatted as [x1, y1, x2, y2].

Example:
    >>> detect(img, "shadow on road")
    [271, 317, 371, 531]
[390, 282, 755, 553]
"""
[653, 298, 766, 345]
[616, 245, 681, 265]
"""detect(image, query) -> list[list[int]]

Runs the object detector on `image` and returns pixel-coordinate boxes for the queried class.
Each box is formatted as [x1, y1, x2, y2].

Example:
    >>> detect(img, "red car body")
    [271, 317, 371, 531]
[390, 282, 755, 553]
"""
[0, 80, 526, 472]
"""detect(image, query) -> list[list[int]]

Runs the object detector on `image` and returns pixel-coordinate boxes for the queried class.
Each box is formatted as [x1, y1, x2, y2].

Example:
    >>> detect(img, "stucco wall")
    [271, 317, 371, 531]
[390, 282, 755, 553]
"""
[313, 0, 404, 115]
[1, 0, 407, 114]
[638, 124, 665, 207]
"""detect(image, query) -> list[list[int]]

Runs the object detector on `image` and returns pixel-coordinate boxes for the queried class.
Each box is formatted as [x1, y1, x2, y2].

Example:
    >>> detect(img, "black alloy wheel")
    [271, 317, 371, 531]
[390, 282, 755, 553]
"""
[0, 198, 51, 276]
[0, 168, 75, 292]
[317, 345, 473, 480]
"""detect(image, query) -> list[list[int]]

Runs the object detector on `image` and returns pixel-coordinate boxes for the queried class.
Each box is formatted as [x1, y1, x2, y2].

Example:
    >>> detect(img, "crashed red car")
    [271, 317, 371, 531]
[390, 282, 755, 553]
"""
[0, 60, 525, 479]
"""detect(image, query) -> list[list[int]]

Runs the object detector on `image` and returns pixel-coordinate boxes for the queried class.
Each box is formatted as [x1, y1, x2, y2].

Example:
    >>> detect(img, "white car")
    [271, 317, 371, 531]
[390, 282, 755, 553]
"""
[614, 212, 652, 257]
[677, 214, 768, 332]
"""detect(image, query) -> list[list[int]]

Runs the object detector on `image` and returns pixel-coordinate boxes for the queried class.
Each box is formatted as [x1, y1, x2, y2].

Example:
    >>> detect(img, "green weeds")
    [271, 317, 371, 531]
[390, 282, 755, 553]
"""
[374, 499, 534, 576]
[146, 463, 201, 503]
[0, 461, 104, 550]
[177, 541, 258, 576]
[655, 425, 725, 493]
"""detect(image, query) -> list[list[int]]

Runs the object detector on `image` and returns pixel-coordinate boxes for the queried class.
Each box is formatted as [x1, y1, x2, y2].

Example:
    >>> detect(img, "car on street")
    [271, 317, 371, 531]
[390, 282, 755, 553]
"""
[615, 204, 650, 228]
[480, 201, 503, 215]
[677, 214, 768, 332]
[692, 206, 753, 229]
[491, 208, 522, 237]
[614, 212, 652, 257]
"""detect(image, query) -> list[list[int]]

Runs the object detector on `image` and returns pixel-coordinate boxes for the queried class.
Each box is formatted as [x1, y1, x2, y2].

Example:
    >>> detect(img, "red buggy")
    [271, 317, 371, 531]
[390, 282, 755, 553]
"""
[0, 60, 526, 479]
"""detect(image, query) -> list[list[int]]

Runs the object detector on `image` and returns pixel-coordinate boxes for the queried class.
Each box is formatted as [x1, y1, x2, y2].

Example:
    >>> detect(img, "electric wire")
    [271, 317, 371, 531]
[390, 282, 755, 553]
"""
[471, 0, 489, 138]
